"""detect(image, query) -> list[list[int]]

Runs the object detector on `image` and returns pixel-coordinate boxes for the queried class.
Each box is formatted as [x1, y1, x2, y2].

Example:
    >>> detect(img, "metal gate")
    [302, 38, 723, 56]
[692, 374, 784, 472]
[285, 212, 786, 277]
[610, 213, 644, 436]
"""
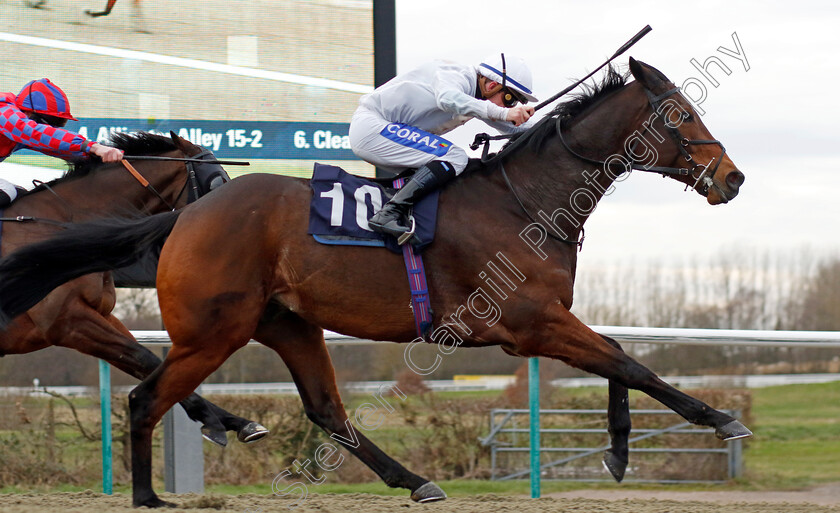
[480, 408, 744, 483]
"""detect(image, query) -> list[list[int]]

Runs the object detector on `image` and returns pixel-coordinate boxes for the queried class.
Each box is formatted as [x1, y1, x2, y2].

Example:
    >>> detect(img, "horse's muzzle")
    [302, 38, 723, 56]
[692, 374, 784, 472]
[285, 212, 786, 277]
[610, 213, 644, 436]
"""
[723, 169, 745, 200]
[726, 169, 745, 192]
[706, 169, 744, 204]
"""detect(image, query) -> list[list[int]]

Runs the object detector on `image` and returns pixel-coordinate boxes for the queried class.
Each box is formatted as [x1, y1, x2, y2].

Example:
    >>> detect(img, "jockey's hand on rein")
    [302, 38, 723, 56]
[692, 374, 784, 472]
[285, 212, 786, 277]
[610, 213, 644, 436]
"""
[91, 142, 125, 163]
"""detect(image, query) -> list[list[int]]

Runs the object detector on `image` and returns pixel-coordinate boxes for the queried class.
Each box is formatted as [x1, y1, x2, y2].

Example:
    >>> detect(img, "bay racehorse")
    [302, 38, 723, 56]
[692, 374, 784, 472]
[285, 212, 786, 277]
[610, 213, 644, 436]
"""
[0, 59, 749, 507]
[0, 132, 266, 446]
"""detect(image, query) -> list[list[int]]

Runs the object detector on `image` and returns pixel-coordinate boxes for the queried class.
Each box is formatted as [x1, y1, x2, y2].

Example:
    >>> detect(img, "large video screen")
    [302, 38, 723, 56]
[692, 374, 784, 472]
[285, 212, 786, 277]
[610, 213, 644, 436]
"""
[0, 0, 376, 178]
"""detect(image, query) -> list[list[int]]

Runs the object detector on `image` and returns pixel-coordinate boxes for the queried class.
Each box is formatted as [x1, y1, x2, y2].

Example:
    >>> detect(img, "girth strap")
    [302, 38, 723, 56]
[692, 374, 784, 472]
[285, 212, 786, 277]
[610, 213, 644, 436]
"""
[393, 176, 434, 339]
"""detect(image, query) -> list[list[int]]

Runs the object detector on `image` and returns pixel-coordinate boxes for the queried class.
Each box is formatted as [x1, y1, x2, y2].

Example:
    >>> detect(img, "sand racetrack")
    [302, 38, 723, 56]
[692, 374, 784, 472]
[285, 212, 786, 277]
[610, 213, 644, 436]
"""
[2, 487, 840, 513]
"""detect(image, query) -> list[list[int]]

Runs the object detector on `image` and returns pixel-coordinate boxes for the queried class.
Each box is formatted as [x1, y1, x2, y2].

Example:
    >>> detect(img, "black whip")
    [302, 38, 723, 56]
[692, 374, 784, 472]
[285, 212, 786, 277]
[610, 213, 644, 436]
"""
[534, 25, 652, 112]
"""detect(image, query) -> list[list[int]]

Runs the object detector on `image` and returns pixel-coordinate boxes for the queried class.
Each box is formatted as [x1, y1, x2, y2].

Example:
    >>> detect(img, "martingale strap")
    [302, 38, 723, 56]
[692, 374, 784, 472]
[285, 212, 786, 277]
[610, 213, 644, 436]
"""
[393, 177, 434, 339]
[121, 160, 176, 211]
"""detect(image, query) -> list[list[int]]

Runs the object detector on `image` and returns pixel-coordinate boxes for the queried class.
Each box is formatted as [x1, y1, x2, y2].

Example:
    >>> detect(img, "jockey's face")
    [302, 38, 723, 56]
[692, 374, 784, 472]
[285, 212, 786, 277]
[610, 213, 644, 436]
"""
[28, 112, 68, 128]
[482, 80, 507, 108]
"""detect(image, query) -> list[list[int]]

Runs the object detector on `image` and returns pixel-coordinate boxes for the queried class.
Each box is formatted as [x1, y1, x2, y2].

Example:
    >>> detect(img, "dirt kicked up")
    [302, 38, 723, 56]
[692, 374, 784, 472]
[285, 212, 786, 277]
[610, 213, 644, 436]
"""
[1, 490, 840, 513]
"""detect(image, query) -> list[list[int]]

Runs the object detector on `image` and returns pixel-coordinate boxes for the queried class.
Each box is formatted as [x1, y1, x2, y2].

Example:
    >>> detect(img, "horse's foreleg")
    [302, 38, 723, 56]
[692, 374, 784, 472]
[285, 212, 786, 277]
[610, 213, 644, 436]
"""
[255, 311, 446, 503]
[520, 310, 751, 440]
[600, 334, 630, 482]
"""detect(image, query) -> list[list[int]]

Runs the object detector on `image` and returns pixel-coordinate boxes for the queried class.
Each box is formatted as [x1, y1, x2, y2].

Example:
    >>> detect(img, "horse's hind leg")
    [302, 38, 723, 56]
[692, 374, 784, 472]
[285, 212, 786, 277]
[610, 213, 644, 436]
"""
[254, 307, 446, 503]
[601, 334, 630, 482]
[129, 342, 243, 508]
[54, 302, 266, 445]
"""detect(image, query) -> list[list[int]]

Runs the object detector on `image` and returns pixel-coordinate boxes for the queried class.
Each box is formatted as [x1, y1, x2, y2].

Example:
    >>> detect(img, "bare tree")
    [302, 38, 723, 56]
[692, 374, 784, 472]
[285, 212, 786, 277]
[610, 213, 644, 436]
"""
[113, 288, 161, 330]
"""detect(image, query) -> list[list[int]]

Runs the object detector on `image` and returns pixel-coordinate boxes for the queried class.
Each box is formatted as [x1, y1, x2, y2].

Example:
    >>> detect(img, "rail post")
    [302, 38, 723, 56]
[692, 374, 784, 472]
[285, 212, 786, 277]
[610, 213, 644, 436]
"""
[98, 360, 113, 495]
[528, 357, 541, 498]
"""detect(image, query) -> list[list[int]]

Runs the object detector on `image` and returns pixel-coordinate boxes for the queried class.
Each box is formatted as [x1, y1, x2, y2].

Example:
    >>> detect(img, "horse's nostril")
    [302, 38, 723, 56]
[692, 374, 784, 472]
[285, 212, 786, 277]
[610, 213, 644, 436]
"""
[726, 170, 745, 189]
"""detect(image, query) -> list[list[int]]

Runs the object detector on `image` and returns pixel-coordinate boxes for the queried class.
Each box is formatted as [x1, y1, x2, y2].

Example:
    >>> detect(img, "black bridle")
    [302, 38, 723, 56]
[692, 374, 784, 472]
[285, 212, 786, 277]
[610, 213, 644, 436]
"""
[470, 83, 731, 250]
[637, 87, 728, 197]
[0, 149, 247, 227]
[122, 150, 248, 210]
[184, 148, 220, 203]
[467, 25, 658, 249]
[557, 85, 729, 198]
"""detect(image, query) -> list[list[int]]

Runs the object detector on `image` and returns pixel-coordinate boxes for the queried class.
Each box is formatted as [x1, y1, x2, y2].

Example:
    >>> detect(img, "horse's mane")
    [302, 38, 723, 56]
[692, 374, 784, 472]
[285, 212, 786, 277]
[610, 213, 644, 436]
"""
[554, 65, 630, 121]
[23, 132, 178, 195]
[510, 65, 631, 155]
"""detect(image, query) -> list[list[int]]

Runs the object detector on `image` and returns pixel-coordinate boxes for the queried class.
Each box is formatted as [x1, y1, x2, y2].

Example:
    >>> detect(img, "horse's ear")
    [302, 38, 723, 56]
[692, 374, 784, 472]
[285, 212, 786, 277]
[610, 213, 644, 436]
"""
[628, 57, 643, 79]
[169, 131, 191, 152]
[629, 57, 668, 91]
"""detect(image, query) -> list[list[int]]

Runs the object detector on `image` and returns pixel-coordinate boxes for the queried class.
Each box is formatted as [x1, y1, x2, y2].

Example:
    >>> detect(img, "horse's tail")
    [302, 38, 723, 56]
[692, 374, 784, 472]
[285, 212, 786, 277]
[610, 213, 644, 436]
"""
[0, 210, 181, 328]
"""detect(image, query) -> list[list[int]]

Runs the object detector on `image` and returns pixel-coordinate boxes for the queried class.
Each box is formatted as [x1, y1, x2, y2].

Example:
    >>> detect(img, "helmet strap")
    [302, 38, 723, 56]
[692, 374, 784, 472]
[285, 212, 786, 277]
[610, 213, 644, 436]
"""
[500, 52, 507, 89]
[478, 53, 512, 103]
[27, 82, 35, 114]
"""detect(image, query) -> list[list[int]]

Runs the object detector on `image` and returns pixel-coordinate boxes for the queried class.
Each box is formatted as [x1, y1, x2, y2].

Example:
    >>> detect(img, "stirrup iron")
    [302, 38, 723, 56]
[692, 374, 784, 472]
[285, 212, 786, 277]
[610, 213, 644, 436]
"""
[397, 214, 417, 245]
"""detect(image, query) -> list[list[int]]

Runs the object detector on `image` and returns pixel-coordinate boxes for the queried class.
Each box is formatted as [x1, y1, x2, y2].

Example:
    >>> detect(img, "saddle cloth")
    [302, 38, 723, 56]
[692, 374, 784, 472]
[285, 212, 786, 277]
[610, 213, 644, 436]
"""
[307, 163, 440, 253]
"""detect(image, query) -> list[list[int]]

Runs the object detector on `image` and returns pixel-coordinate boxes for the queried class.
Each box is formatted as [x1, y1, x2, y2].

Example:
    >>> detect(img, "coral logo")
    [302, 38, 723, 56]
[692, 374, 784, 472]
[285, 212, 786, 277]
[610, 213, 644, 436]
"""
[380, 123, 451, 157]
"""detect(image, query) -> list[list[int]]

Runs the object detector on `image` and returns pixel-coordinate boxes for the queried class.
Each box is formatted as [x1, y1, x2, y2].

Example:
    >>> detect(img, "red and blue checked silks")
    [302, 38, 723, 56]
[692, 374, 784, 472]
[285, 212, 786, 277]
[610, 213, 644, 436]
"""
[0, 92, 93, 162]
[393, 176, 434, 339]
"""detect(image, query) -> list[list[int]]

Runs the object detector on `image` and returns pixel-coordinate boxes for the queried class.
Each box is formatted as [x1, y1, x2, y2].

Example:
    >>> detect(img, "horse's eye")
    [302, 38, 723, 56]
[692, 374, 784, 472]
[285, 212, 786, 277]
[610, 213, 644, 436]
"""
[683, 112, 693, 122]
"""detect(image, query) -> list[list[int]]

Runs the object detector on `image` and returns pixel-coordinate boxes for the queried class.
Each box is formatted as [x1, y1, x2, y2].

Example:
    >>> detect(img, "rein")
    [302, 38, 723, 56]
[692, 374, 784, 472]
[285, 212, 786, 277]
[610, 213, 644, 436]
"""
[469, 128, 585, 247]
[498, 161, 585, 248]
[637, 87, 728, 195]
[467, 124, 585, 248]
[465, 25, 654, 250]
[0, 148, 244, 228]
[554, 86, 729, 196]
[470, 84, 729, 250]
[120, 151, 250, 211]
[0, 215, 65, 226]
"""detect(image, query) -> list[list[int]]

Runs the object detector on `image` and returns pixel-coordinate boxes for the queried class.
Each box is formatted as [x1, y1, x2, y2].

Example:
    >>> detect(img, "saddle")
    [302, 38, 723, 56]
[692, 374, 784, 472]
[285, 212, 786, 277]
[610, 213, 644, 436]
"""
[307, 163, 441, 254]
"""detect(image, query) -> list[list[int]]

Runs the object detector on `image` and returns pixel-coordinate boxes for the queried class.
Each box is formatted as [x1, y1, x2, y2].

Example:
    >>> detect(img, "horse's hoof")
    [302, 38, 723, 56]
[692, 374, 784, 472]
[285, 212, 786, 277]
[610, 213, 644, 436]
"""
[602, 450, 627, 482]
[716, 420, 753, 441]
[410, 482, 447, 503]
[238, 422, 270, 444]
[201, 426, 228, 447]
[133, 495, 177, 508]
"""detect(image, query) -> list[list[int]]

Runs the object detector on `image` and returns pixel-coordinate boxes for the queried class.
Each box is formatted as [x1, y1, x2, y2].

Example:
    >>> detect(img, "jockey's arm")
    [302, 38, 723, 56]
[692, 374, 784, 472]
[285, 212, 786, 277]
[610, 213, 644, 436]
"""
[432, 67, 535, 134]
[0, 104, 122, 162]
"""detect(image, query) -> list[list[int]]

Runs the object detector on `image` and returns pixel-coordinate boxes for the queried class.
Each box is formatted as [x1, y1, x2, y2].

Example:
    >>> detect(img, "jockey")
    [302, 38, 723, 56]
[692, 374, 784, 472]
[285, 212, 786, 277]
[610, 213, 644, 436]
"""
[0, 78, 124, 207]
[349, 53, 538, 242]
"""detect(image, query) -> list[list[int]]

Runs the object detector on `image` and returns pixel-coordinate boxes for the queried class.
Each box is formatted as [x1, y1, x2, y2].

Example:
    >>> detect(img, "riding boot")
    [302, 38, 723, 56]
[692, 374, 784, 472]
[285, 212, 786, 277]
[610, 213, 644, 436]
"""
[369, 160, 455, 241]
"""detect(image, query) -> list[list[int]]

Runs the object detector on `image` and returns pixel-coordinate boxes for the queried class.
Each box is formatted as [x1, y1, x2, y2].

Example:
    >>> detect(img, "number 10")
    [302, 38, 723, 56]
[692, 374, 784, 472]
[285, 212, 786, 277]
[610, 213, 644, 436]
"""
[320, 183, 383, 231]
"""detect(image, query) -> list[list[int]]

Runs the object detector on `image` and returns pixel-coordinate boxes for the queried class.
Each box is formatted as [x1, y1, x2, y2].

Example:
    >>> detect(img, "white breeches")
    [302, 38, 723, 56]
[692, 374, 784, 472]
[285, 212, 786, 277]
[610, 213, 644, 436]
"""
[349, 107, 468, 175]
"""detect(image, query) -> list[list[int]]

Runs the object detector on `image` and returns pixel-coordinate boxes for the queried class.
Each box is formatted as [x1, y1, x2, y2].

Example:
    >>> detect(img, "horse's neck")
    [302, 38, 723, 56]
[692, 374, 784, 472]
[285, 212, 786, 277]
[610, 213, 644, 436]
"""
[14, 157, 185, 220]
[502, 83, 647, 234]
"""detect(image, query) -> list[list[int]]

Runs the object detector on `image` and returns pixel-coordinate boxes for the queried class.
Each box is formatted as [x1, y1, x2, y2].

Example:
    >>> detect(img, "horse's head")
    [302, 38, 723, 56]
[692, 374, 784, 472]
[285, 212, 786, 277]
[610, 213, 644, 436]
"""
[628, 57, 745, 204]
[167, 132, 231, 204]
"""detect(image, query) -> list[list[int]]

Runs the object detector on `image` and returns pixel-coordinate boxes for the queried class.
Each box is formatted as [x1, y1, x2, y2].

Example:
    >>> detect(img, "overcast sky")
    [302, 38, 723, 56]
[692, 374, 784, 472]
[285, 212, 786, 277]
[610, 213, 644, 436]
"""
[396, 0, 840, 266]
[1, 1, 836, 269]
